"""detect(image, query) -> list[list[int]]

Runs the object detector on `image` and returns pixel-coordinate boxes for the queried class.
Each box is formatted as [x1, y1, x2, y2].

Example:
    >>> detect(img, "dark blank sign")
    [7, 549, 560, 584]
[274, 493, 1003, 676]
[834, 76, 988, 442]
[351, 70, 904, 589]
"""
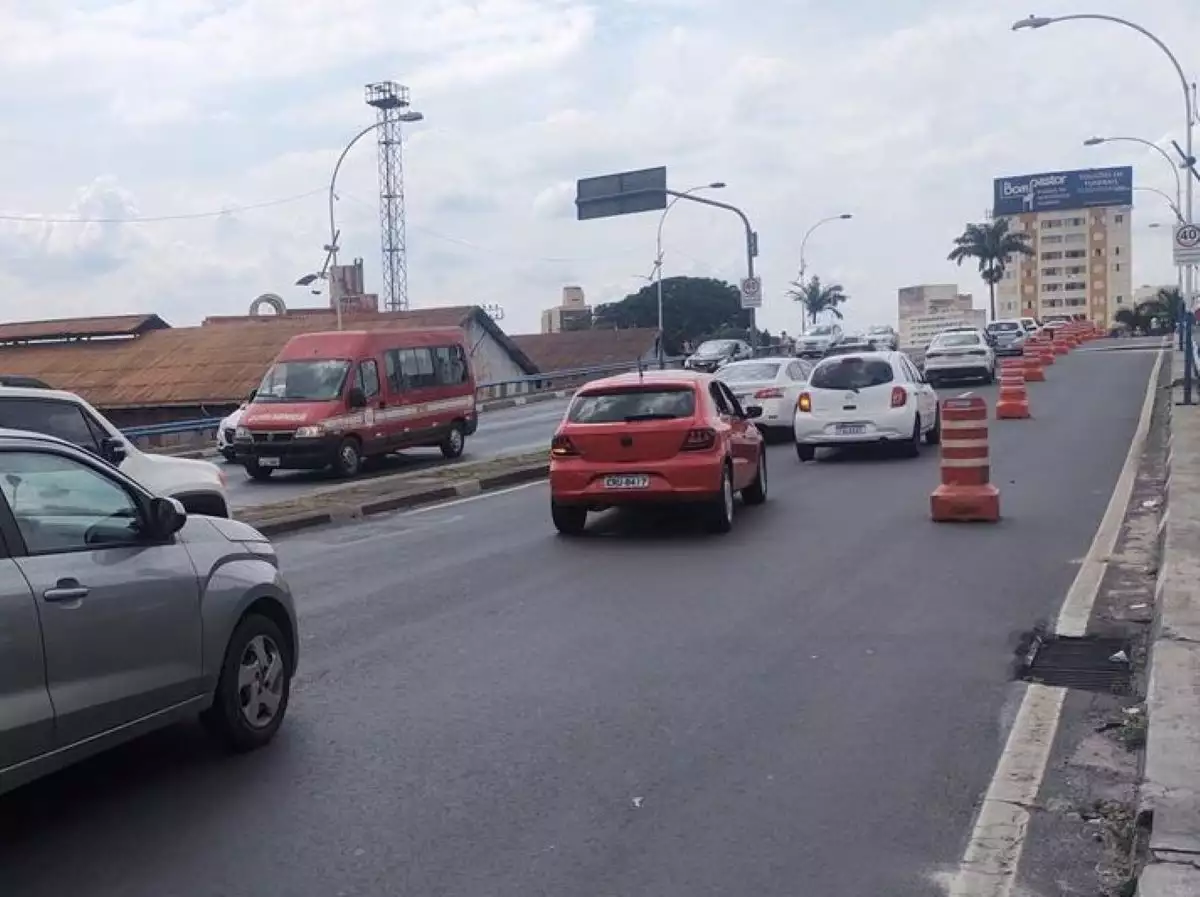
[576, 166, 667, 221]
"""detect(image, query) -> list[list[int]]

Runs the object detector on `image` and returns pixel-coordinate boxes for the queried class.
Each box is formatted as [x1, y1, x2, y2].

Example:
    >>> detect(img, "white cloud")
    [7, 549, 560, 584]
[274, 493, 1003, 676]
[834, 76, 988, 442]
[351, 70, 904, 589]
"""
[0, 0, 1195, 336]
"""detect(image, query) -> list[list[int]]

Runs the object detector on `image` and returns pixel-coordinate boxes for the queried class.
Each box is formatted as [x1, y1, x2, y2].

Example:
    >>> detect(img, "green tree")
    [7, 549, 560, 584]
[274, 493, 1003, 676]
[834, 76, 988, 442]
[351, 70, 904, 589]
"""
[1115, 287, 1184, 333]
[947, 218, 1034, 322]
[592, 276, 750, 352]
[787, 275, 849, 325]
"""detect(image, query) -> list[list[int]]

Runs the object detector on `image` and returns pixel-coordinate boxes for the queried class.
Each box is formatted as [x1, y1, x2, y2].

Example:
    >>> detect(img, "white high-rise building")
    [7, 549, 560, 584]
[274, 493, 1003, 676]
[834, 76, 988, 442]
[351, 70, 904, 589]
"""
[896, 284, 984, 352]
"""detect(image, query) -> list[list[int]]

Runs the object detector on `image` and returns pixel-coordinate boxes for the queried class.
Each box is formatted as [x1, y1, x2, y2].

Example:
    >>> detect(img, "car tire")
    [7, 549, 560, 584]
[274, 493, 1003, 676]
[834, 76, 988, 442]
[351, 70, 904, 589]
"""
[333, 437, 362, 477]
[795, 442, 815, 463]
[706, 463, 735, 533]
[440, 422, 466, 460]
[245, 461, 273, 481]
[925, 407, 941, 445]
[984, 366, 995, 384]
[201, 613, 292, 753]
[742, 449, 768, 505]
[221, 449, 236, 463]
[551, 501, 587, 536]
[900, 415, 921, 458]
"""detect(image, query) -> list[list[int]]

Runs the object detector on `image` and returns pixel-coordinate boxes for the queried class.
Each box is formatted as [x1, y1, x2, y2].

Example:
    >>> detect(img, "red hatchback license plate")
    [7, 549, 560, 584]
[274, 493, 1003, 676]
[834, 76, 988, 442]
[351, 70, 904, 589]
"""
[603, 474, 650, 489]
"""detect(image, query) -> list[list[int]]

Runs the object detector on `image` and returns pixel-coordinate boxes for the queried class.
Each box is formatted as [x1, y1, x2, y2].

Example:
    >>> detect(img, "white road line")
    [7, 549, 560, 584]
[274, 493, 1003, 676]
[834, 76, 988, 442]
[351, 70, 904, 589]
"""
[941, 347, 1163, 897]
[956, 390, 975, 398]
[402, 479, 545, 516]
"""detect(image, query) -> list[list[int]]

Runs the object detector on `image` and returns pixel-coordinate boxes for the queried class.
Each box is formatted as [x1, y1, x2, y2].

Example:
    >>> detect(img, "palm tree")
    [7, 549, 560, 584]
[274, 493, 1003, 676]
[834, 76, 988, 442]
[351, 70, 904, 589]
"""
[787, 275, 849, 325]
[947, 219, 1034, 321]
[1155, 286, 1185, 325]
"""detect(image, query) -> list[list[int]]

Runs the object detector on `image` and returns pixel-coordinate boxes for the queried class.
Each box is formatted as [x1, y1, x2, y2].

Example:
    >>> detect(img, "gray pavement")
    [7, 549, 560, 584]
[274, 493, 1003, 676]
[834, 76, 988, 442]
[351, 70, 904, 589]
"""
[223, 396, 572, 510]
[0, 347, 1159, 897]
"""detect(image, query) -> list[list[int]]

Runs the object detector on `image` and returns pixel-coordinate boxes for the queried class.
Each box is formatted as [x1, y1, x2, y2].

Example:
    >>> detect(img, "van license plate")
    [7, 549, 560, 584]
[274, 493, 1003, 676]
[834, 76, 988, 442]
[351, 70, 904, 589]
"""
[604, 474, 649, 489]
[835, 424, 866, 435]
[258, 456, 281, 468]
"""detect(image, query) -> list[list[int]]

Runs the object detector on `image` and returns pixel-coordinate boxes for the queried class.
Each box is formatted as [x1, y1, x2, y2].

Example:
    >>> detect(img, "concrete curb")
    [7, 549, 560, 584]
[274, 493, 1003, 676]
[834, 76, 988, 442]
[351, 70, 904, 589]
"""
[240, 462, 549, 538]
[1138, 349, 1200, 895]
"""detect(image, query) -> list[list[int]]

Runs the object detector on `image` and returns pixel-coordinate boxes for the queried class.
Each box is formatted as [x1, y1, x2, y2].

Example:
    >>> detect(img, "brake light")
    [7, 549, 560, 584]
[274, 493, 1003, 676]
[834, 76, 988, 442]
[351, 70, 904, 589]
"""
[681, 427, 717, 451]
[797, 392, 812, 413]
[890, 386, 907, 408]
[753, 387, 784, 399]
[550, 434, 579, 457]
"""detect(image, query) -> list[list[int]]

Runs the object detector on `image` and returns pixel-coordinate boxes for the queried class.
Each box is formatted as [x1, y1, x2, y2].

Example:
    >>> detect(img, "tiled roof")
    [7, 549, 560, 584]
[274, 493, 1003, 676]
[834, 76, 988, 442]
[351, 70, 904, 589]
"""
[0, 314, 170, 344]
[510, 328, 659, 374]
[0, 306, 537, 409]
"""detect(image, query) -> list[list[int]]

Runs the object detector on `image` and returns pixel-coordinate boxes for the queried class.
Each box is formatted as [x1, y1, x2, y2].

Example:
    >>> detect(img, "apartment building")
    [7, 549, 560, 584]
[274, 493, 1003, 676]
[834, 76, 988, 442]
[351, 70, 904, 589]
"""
[540, 285, 593, 333]
[993, 167, 1133, 328]
[896, 284, 983, 351]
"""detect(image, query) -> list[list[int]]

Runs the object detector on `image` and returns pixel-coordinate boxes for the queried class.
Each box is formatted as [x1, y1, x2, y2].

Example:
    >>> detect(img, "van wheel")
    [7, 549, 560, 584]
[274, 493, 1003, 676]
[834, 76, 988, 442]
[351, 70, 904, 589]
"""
[440, 422, 466, 460]
[333, 438, 362, 477]
[705, 464, 735, 534]
[201, 613, 292, 753]
[551, 501, 587, 535]
[245, 462, 273, 481]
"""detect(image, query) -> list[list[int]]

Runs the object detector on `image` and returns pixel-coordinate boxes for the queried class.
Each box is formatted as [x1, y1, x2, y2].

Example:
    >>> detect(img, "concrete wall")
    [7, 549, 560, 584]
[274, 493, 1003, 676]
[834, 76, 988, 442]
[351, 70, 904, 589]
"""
[464, 319, 531, 391]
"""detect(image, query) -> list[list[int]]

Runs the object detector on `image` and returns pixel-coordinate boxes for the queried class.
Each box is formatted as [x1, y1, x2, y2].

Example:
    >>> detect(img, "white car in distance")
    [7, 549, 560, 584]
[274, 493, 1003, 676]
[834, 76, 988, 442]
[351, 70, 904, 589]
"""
[922, 329, 996, 386]
[217, 403, 247, 462]
[793, 351, 940, 461]
[716, 358, 814, 438]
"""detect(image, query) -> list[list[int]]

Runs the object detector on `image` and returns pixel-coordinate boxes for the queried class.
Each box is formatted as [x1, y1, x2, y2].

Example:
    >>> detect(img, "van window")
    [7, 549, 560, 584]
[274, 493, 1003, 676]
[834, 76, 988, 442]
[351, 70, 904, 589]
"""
[385, 348, 438, 390]
[356, 360, 381, 399]
[434, 345, 469, 385]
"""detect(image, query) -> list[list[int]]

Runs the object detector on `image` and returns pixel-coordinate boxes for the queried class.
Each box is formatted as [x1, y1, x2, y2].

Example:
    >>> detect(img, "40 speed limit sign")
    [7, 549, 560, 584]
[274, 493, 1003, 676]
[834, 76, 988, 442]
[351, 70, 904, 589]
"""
[1174, 223, 1200, 265]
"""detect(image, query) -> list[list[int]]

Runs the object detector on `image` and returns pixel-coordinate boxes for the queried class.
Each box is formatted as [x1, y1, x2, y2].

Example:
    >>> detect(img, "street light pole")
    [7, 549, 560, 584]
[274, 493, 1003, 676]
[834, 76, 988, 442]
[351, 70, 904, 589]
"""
[1084, 135, 1183, 222]
[1014, 13, 1195, 398]
[795, 213, 853, 334]
[654, 182, 725, 367]
[1135, 186, 1186, 224]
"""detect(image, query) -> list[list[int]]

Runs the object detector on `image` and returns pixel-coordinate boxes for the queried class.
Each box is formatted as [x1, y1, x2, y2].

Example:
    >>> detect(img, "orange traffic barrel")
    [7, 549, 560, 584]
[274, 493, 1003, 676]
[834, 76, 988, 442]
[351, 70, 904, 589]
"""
[1023, 347, 1046, 382]
[930, 395, 1000, 523]
[1037, 342, 1056, 366]
[996, 358, 1031, 419]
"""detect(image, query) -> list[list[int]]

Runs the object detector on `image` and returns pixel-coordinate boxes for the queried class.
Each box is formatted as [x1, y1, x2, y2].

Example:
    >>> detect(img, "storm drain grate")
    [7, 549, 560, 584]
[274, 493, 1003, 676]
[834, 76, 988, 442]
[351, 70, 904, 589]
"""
[1017, 635, 1133, 695]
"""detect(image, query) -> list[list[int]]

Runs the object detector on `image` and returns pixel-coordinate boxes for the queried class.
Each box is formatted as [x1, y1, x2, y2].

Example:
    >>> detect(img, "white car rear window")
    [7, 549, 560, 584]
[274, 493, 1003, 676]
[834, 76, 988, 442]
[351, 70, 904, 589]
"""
[716, 363, 782, 382]
[810, 357, 894, 390]
[933, 333, 981, 348]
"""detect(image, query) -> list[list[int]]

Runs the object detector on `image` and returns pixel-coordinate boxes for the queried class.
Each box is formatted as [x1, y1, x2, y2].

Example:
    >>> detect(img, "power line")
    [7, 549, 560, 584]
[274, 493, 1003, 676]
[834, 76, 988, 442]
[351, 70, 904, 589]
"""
[0, 188, 326, 224]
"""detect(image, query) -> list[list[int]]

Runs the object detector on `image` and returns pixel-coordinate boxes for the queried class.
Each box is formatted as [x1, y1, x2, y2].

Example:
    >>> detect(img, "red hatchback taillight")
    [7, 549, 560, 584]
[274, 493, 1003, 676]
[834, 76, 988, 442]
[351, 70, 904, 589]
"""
[754, 387, 784, 399]
[681, 427, 717, 451]
[890, 386, 907, 408]
[550, 434, 579, 457]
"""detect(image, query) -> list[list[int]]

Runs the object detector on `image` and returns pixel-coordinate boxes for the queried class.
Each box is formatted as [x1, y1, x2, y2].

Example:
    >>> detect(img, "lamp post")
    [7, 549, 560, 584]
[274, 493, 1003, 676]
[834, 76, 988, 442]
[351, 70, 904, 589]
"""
[1135, 186, 1186, 224]
[1014, 13, 1195, 396]
[1085, 135, 1183, 218]
[327, 111, 424, 330]
[652, 182, 726, 367]
[795, 213, 853, 334]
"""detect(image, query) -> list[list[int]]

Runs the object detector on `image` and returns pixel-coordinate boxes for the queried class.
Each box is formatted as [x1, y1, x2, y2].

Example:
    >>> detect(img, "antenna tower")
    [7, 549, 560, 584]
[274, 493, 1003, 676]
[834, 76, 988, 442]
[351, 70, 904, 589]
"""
[365, 82, 419, 312]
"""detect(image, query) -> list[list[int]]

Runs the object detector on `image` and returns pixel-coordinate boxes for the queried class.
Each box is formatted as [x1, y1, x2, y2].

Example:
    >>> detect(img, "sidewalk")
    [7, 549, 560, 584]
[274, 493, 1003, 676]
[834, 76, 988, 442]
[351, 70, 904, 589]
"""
[1141, 348, 1200, 894]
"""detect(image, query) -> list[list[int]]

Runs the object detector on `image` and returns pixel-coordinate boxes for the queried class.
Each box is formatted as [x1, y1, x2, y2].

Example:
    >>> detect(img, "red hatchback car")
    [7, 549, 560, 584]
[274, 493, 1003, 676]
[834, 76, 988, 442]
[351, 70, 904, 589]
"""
[548, 370, 768, 535]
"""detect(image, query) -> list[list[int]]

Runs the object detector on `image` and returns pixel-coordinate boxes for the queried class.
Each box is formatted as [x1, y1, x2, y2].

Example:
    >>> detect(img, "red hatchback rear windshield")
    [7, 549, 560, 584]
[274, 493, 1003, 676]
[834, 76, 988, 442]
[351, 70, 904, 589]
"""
[568, 387, 696, 423]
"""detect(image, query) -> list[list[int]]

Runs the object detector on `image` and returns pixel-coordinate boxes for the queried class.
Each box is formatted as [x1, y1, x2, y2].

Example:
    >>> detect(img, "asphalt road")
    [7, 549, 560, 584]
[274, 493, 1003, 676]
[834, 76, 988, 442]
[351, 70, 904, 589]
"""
[0, 344, 1161, 896]
[223, 396, 573, 510]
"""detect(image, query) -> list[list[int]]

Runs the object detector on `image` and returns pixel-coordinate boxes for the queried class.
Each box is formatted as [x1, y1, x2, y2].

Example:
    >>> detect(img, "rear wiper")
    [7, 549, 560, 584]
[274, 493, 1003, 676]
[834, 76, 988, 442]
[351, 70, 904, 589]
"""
[623, 413, 678, 421]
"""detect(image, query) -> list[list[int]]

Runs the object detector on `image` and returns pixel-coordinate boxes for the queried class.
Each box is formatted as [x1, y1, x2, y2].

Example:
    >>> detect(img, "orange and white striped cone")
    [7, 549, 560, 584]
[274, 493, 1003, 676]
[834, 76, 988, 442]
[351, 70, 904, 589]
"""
[1037, 342, 1056, 366]
[1023, 346, 1046, 382]
[995, 359, 1031, 419]
[930, 396, 1000, 522]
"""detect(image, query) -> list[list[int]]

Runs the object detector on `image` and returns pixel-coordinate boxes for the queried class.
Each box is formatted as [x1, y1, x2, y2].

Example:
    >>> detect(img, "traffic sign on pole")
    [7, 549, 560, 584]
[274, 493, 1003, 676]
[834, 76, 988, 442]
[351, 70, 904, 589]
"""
[739, 276, 762, 309]
[575, 167, 667, 221]
[1174, 223, 1200, 265]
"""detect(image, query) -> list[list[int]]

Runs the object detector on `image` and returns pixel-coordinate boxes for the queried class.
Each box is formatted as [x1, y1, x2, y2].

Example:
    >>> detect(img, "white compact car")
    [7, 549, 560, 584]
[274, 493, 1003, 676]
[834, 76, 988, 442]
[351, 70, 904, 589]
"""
[217, 404, 246, 462]
[0, 385, 230, 517]
[922, 329, 996, 386]
[793, 351, 940, 461]
[716, 357, 814, 436]
[795, 324, 844, 358]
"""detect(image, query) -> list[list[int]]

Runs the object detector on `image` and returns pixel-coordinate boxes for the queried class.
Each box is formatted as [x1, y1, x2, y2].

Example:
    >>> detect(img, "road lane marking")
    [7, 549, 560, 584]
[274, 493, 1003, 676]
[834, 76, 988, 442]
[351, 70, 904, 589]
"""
[942, 347, 1163, 897]
[402, 479, 546, 516]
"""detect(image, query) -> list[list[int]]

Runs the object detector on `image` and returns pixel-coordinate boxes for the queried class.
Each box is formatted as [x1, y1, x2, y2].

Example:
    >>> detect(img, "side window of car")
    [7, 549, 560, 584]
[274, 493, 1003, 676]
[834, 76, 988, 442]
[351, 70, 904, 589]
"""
[0, 399, 101, 454]
[786, 362, 804, 381]
[718, 382, 747, 417]
[0, 451, 143, 554]
[357, 359, 381, 399]
[708, 382, 732, 416]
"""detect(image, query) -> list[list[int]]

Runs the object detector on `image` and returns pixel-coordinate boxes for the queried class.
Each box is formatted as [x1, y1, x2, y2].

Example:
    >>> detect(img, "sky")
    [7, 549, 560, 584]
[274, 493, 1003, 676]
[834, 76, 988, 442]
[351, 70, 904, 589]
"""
[0, 0, 1196, 337]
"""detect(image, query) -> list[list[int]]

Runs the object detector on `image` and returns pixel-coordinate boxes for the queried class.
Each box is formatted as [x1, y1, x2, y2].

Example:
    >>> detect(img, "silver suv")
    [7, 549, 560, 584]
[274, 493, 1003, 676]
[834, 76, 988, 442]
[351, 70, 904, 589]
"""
[0, 429, 298, 795]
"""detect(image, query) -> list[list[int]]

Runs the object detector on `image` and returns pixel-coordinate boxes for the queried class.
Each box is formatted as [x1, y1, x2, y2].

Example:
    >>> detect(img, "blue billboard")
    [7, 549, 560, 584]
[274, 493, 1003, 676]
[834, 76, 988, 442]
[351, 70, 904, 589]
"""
[992, 166, 1133, 216]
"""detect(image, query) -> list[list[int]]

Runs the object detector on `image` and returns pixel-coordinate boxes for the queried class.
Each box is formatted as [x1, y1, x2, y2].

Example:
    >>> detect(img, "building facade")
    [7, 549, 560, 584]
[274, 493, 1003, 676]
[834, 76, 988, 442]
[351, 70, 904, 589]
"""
[540, 285, 593, 333]
[897, 284, 983, 351]
[992, 167, 1133, 328]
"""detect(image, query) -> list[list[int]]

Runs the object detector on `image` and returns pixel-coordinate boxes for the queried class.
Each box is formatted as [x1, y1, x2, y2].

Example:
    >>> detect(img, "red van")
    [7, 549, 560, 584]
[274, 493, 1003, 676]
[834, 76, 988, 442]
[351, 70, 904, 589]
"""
[234, 327, 477, 479]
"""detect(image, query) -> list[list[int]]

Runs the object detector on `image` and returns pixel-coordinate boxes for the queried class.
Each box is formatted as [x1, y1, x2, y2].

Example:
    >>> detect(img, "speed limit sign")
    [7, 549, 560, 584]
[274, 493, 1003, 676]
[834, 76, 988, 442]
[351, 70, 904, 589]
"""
[1174, 224, 1200, 265]
[739, 276, 762, 309]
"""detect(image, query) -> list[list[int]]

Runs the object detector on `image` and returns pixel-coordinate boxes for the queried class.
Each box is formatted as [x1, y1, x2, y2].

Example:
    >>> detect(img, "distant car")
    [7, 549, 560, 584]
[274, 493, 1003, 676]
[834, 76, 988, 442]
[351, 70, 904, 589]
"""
[922, 329, 996, 386]
[683, 339, 753, 373]
[986, 319, 1028, 357]
[217, 404, 247, 462]
[548, 370, 767, 535]
[824, 338, 875, 358]
[716, 357, 813, 437]
[0, 428, 298, 796]
[796, 324, 844, 358]
[1019, 316, 1041, 336]
[0, 385, 230, 517]
[866, 325, 899, 351]
[793, 351, 940, 461]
